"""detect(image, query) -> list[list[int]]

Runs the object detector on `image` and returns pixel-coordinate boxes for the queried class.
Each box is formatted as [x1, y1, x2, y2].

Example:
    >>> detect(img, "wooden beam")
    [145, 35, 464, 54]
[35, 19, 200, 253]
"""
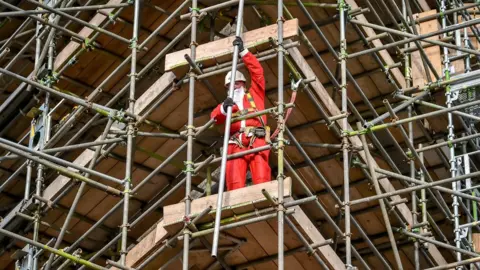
[417, 0, 432, 12]
[54, 0, 122, 71]
[474, 233, 480, 252]
[286, 198, 346, 270]
[42, 72, 175, 201]
[162, 178, 292, 231]
[411, 10, 442, 87]
[345, 0, 406, 89]
[164, 19, 299, 71]
[121, 220, 172, 268]
[286, 45, 448, 267]
[121, 179, 345, 270]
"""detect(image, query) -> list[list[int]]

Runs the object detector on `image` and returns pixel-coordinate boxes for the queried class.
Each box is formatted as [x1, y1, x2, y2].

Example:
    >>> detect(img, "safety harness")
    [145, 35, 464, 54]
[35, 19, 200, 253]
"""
[230, 92, 271, 148]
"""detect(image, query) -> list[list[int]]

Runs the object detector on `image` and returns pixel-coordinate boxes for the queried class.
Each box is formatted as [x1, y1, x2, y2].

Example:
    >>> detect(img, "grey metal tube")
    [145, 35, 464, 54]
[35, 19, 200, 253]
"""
[120, 0, 140, 264]
[0, 0, 98, 43]
[357, 122, 403, 270]
[396, 94, 480, 122]
[366, 91, 429, 128]
[136, 206, 213, 270]
[25, 0, 130, 43]
[351, 166, 480, 205]
[383, 100, 453, 217]
[51, 142, 189, 268]
[203, 145, 271, 165]
[44, 118, 115, 270]
[0, 228, 108, 270]
[426, 257, 480, 270]
[0, 3, 130, 17]
[338, 1, 352, 268]
[71, 149, 210, 270]
[415, 131, 480, 153]
[396, 228, 480, 258]
[348, 96, 480, 136]
[190, 209, 294, 240]
[183, 0, 199, 267]
[0, 140, 122, 195]
[348, 18, 480, 58]
[284, 216, 329, 270]
[0, 68, 123, 120]
[352, 164, 480, 202]
[285, 129, 378, 269]
[0, 137, 123, 184]
[211, 0, 245, 258]
[0, 19, 31, 51]
[277, 0, 286, 268]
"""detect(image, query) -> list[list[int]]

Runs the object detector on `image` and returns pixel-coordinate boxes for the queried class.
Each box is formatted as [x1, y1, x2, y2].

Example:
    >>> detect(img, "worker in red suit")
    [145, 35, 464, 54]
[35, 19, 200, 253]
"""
[210, 37, 271, 191]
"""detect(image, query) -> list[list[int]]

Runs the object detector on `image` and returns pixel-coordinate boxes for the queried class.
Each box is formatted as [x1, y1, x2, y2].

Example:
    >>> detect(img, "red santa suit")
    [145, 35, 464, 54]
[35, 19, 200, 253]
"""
[210, 49, 271, 191]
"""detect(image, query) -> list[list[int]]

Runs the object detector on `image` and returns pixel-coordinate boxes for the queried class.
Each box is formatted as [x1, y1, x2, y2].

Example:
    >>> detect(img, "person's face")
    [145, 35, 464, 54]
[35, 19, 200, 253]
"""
[226, 81, 245, 90]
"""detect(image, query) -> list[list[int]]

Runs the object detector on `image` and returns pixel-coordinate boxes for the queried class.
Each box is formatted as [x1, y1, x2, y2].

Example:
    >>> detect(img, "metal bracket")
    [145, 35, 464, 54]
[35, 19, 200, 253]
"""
[459, 227, 468, 239]
[290, 76, 303, 92]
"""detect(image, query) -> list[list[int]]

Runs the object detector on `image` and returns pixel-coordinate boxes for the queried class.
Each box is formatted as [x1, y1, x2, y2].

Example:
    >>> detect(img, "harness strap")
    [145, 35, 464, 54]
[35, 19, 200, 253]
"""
[246, 92, 267, 127]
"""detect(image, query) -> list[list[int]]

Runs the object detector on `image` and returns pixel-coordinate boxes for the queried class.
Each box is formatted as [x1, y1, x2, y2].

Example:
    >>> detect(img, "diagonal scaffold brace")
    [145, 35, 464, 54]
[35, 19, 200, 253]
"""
[211, 0, 246, 258]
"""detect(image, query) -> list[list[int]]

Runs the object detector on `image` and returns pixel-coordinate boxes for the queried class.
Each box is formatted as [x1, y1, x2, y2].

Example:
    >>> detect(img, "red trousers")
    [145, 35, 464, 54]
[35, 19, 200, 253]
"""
[226, 136, 271, 191]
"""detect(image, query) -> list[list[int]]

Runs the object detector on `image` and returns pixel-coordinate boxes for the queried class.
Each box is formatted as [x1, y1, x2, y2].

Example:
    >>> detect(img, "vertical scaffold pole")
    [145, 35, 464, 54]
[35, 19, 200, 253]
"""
[338, 0, 352, 268]
[276, 0, 285, 269]
[211, 0, 246, 258]
[441, 0, 461, 267]
[121, 0, 141, 265]
[184, 0, 199, 267]
[402, 0, 419, 268]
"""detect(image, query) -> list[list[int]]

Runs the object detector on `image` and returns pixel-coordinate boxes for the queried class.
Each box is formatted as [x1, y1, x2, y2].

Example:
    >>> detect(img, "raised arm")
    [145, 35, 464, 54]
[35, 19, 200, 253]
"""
[240, 49, 265, 94]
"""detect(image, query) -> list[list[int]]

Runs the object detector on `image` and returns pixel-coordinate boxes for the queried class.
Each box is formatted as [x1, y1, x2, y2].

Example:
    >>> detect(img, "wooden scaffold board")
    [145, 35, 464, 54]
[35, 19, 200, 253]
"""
[164, 19, 299, 74]
[120, 178, 344, 269]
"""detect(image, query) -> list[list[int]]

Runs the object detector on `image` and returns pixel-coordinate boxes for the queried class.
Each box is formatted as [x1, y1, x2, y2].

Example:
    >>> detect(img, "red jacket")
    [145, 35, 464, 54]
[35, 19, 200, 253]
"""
[211, 51, 266, 135]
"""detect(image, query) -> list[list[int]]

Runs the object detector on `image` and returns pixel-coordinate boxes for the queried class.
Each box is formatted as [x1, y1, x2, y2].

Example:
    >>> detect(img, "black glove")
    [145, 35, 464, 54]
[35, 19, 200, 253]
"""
[222, 97, 235, 112]
[233, 36, 244, 53]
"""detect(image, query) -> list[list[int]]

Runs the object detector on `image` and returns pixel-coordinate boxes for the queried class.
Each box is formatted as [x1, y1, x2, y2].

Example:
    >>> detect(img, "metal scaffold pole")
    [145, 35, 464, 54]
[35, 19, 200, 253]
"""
[211, 0, 246, 258]
[276, 0, 286, 268]
[441, 0, 462, 266]
[120, 0, 141, 266]
[184, 0, 199, 267]
[338, 0, 352, 268]
[3, 0, 480, 269]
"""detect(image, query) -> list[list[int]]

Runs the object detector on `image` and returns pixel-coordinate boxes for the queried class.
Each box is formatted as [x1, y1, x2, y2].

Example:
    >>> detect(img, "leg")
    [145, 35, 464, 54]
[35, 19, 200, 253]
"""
[226, 144, 248, 190]
[249, 148, 271, 185]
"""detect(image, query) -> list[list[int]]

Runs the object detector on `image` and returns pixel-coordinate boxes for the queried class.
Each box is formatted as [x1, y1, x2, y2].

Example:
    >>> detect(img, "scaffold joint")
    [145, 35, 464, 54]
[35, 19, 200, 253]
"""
[183, 161, 195, 174]
[82, 38, 94, 51]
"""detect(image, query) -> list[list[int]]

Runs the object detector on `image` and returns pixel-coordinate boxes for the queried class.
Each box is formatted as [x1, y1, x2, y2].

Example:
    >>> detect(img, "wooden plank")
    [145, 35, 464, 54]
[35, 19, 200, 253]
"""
[474, 233, 480, 252]
[164, 19, 299, 71]
[286, 45, 448, 267]
[163, 178, 292, 228]
[245, 220, 306, 269]
[54, 0, 123, 71]
[412, 10, 442, 87]
[42, 72, 176, 201]
[345, 0, 405, 89]
[417, 0, 432, 12]
[286, 202, 346, 270]
[123, 220, 170, 267]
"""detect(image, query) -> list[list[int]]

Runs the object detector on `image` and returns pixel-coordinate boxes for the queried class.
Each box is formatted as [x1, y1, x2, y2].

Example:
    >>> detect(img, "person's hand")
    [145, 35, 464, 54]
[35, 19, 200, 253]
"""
[233, 36, 244, 53]
[222, 97, 235, 112]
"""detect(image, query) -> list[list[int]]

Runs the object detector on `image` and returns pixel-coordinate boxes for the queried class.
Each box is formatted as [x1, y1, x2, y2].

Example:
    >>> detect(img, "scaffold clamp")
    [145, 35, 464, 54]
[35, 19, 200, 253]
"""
[290, 76, 303, 92]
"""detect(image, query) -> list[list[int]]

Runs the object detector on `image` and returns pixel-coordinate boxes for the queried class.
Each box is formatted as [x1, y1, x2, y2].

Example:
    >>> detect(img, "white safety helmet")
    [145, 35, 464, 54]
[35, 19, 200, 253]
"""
[224, 70, 246, 87]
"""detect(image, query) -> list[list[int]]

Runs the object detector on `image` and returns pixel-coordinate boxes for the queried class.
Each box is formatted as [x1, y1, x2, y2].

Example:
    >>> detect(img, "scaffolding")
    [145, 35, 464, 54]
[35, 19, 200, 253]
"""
[1, 0, 480, 269]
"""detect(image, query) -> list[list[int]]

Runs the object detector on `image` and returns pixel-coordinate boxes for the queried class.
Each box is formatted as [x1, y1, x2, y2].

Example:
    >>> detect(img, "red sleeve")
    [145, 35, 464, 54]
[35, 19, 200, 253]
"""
[211, 103, 239, 125]
[241, 51, 265, 96]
